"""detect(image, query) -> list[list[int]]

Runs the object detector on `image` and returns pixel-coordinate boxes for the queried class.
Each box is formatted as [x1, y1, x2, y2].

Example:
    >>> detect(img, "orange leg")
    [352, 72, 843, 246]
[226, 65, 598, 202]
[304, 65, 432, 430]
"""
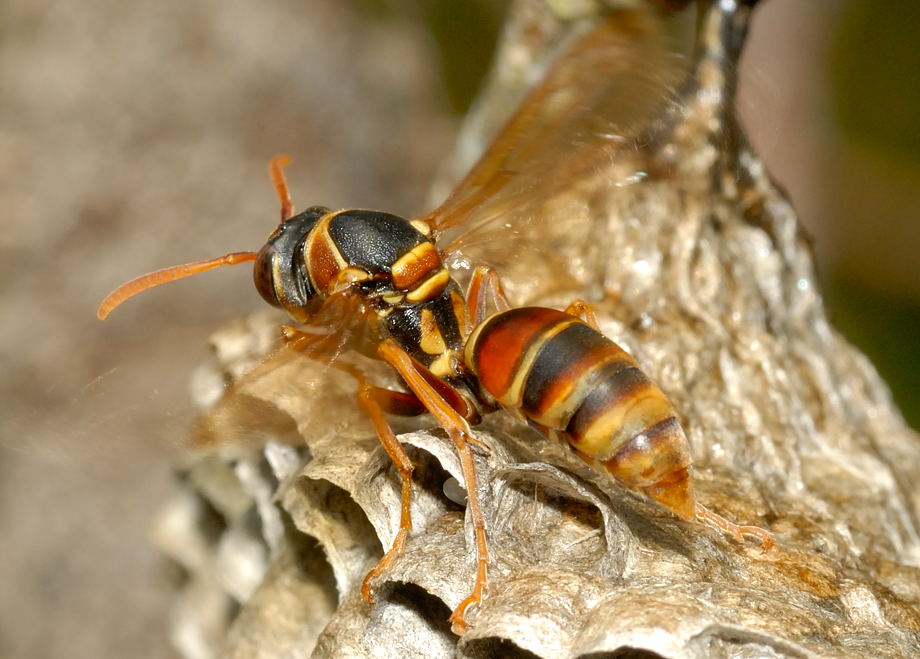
[280, 325, 434, 602]
[279, 324, 344, 364]
[356, 382, 423, 603]
[466, 265, 510, 326]
[696, 503, 775, 553]
[377, 339, 490, 635]
[284, 323, 427, 417]
[564, 299, 599, 330]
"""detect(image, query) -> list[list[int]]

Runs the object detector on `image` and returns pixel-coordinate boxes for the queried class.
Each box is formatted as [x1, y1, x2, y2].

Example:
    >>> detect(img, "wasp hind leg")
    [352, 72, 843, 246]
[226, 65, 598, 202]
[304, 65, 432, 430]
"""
[466, 265, 603, 343]
[696, 503, 775, 553]
[466, 266, 510, 326]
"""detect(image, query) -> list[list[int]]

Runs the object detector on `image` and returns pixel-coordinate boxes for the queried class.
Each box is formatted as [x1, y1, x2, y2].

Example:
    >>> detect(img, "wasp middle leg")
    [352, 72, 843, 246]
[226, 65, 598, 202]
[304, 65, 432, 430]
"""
[279, 325, 439, 602]
[377, 339, 489, 635]
[562, 298, 600, 329]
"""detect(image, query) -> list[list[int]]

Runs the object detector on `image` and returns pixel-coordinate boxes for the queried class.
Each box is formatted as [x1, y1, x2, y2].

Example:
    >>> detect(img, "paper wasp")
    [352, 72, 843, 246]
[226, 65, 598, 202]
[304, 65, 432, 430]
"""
[99, 10, 773, 634]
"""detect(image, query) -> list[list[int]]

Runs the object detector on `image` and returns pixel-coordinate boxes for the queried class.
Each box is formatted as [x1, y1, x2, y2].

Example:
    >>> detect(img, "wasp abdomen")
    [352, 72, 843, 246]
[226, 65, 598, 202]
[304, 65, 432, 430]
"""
[465, 306, 696, 520]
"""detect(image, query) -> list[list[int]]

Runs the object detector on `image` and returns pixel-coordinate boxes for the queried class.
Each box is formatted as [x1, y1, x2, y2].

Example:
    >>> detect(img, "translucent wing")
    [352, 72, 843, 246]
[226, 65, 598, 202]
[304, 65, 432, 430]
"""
[426, 11, 693, 302]
[283, 288, 384, 366]
[192, 290, 386, 451]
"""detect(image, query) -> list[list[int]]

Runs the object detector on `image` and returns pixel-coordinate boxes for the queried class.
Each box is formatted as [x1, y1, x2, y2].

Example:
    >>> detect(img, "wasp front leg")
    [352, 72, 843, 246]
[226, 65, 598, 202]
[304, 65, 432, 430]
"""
[377, 339, 490, 635]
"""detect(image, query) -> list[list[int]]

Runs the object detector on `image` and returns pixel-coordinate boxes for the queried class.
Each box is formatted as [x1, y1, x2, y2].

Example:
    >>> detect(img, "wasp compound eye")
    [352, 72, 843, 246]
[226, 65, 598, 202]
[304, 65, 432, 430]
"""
[255, 209, 327, 311]
[253, 243, 282, 307]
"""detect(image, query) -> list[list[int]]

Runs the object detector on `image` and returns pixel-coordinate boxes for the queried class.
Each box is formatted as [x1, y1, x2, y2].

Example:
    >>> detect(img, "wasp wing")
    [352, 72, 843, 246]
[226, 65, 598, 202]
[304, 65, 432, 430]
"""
[427, 11, 693, 302]
[192, 290, 389, 452]
[281, 288, 384, 367]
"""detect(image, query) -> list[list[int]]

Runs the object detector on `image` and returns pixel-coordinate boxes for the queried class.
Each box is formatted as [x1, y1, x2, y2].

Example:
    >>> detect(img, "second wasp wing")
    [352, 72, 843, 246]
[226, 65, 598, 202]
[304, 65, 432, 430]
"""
[191, 290, 391, 452]
[425, 10, 694, 303]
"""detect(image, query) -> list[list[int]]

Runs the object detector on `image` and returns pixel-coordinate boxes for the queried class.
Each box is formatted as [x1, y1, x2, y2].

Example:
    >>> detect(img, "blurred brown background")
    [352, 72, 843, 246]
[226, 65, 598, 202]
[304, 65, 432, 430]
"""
[1, 0, 917, 657]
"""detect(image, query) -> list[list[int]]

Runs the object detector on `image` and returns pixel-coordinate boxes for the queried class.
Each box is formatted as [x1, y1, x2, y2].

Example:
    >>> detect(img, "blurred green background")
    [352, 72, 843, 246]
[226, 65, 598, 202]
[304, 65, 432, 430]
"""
[823, 0, 920, 429]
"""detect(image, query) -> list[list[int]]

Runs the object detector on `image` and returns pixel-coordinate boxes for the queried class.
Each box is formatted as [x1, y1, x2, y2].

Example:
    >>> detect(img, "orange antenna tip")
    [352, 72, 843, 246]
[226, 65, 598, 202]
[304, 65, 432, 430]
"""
[268, 154, 295, 222]
[269, 154, 293, 168]
[97, 251, 258, 320]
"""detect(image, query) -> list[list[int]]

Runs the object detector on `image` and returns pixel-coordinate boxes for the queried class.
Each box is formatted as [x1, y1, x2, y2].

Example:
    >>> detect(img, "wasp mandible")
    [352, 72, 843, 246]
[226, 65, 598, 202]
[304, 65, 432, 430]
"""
[99, 12, 774, 634]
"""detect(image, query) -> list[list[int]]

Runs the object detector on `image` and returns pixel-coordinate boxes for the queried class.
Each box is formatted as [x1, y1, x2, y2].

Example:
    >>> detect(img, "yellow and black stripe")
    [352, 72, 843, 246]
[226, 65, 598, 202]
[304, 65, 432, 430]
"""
[465, 306, 695, 519]
[255, 207, 469, 378]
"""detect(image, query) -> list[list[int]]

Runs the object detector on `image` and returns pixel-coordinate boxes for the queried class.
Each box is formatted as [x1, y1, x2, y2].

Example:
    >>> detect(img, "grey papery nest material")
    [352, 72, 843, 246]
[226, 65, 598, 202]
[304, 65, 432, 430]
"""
[151, 1, 920, 658]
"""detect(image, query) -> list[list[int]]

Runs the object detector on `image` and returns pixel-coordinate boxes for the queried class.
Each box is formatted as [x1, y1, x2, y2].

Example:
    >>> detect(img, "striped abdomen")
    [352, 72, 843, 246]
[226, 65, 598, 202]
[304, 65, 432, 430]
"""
[464, 307, 696, 520]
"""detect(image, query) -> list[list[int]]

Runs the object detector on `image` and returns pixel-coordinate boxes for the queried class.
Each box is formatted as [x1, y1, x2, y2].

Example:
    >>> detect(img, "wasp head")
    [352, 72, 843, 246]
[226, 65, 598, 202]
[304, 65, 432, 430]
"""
[253, 206, 330, 322]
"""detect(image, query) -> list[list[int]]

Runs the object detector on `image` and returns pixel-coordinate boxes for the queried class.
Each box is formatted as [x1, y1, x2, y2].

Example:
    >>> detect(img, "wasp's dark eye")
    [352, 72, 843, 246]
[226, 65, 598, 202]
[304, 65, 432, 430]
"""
[254, 213, 322, 312]
[253, 244, 281, 307]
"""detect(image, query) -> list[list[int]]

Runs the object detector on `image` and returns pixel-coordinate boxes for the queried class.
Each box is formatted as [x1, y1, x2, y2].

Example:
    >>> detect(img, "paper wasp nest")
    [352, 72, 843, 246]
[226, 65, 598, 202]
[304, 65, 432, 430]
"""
[153, 2, 920, 657]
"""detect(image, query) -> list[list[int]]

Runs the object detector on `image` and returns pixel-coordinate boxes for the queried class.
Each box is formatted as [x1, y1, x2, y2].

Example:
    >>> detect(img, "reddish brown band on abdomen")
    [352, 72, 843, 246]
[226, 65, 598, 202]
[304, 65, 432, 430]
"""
[466, 306, 695, 519]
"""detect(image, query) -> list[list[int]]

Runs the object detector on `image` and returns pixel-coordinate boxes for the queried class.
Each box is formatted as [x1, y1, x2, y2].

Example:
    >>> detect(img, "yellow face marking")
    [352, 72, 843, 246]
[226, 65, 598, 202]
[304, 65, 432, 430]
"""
[419, 308, 448, 355]
[271, 256, 286, 303]
[406, 269, 450, 302]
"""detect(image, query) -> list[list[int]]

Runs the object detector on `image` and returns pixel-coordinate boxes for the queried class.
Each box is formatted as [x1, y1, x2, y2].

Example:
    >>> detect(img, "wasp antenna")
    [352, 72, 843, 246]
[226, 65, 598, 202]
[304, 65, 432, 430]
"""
[268, 154, 295, 222]
[97, 251, 258, 320]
